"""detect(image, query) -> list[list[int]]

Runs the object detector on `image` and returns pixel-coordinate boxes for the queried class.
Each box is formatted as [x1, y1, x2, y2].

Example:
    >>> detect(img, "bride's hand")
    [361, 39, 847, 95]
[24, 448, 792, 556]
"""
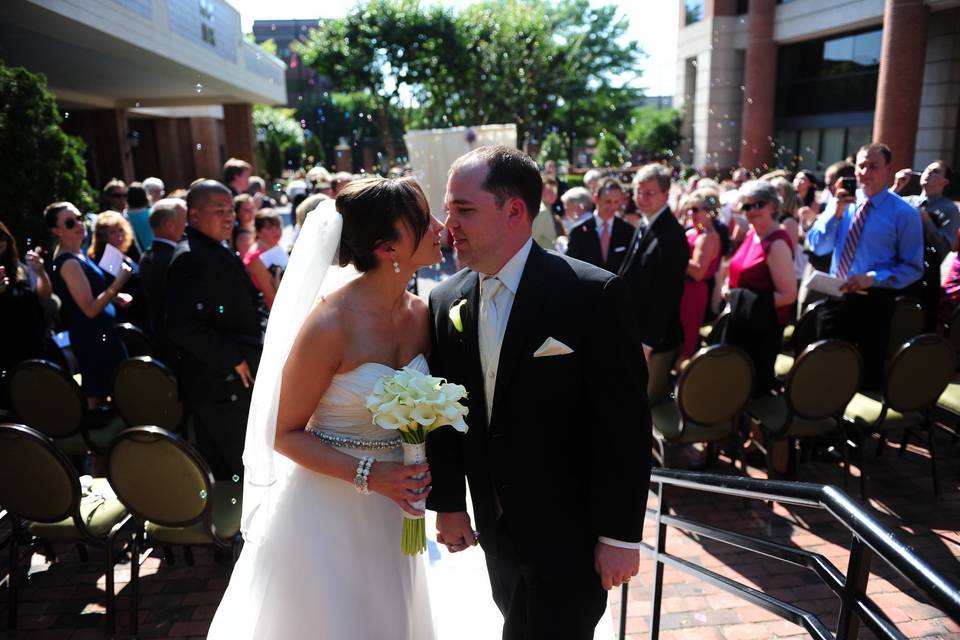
[367, 462, 432, 516]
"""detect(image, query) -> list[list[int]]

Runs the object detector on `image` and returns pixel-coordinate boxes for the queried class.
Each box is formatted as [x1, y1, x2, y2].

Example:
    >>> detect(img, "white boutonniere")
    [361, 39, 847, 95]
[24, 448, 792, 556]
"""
[448, 298, 467, 333]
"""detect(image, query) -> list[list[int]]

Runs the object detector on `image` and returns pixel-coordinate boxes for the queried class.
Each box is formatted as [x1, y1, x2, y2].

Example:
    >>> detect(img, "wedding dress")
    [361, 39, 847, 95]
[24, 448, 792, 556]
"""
[207, 353, 435, 639]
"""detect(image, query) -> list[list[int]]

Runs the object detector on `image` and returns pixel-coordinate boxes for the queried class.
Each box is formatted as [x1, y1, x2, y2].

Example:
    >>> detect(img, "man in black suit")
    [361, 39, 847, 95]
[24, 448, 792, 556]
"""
[138, 197, 186, 365]
[428, 146, 650, 639]
[566, 177, 635, 274]
[166, 181, 265, 479]
[618, 163, 689, 403]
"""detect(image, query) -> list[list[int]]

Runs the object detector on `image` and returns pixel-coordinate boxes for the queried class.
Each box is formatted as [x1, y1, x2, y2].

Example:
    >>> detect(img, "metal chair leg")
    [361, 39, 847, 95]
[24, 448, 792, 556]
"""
[130, 522, 142, 635]
[875, 433, 887, 457]
[899, 429, 910, 456]
[7, 518, 19, 629]
[928, 424, 941, 496]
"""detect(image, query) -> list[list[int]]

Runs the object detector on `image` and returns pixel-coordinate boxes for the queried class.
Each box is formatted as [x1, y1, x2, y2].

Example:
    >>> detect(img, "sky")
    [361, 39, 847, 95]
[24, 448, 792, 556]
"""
[228, 0, 679, 97]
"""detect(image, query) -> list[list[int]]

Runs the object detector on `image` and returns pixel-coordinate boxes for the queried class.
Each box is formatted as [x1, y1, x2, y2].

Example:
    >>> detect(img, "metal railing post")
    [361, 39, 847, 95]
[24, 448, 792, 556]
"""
[837, 535, 873, 639]
[648, 480, 668, 640]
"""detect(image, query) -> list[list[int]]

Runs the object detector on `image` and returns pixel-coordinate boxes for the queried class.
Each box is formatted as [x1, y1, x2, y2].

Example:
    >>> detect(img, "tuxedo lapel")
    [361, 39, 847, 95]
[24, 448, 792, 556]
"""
[457, 273, 488, 433]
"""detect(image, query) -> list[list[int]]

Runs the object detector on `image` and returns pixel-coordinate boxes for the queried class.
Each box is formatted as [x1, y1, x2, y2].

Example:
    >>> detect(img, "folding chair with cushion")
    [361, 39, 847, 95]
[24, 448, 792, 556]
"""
[652, 344, 754, 470]
[775, 299, 828, 379]
[699, 310, 730, 348]
[748, 340, 862, 486]
[844, 334, 954, 497]
[0, 423, 130, 633]
[107, 426, 242, 635]
[7, 359, 125, 456]
[946, 305, 960, 361]
[117, 322, 156, 359]
[112, 357, 184, 432]
[885, 296, 924, 360]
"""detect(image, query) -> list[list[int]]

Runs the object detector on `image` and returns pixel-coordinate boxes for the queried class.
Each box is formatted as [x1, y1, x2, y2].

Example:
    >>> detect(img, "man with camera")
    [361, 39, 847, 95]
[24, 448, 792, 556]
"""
[807, 143, 924, 390]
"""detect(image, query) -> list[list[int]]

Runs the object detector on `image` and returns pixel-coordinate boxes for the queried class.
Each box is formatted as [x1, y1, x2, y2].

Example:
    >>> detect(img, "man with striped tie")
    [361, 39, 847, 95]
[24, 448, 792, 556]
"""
[807, 143, 924, 389]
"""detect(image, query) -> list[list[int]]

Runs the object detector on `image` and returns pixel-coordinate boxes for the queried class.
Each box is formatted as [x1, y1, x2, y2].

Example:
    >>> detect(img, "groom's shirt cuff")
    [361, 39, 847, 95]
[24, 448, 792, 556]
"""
[598, 536, 641, 550]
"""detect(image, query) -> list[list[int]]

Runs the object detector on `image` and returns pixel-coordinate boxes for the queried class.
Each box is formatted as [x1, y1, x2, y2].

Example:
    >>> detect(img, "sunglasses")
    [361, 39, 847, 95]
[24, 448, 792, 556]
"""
[107, 191, 127, 198]
[740, 201, 768, 212]
[688, 206, 711, 214]
[63, 215, 84, 230]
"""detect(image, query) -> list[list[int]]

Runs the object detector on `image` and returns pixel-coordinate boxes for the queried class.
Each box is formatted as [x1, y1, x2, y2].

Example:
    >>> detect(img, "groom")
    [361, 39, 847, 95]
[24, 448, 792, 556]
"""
[427, 145, 651, 639]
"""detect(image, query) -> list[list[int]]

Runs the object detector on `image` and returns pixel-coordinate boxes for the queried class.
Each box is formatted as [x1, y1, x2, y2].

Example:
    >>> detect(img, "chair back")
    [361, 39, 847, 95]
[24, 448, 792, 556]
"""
[705, 311, 729, 346]
[117, 323, 155, 359]
[791, 299, 827, 354]
[947, 305, 960, 361]
[886, 297, 924, 359]
[885, 334, 954, 414]
[8, 360, 85, 438]
[113, 358, 183, 431]
[108, 426, 213, 528]
[677, 345, 754, 426]
[785, 340, 862, 420]
[0, 423, 79, 523]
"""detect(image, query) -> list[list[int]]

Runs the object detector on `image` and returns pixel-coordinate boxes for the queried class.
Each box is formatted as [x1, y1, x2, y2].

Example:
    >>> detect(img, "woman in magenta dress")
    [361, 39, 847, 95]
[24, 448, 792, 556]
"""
[725, 180, 797, 393]
[678, 190, 722, 360]
[242, 208, 284, 310]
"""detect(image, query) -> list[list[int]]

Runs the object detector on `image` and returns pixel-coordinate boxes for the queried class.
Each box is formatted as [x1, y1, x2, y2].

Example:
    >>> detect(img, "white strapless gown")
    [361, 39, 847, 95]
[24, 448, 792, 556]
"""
[207, 355, 435, 640]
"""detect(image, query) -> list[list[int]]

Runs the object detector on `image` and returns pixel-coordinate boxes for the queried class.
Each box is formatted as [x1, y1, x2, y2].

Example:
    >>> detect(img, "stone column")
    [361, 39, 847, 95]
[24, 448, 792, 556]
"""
[90, 109, 134, 185]
[738, 0, 777, 171]
[223, 103, 257, 171]
[873, 0, 928, 172]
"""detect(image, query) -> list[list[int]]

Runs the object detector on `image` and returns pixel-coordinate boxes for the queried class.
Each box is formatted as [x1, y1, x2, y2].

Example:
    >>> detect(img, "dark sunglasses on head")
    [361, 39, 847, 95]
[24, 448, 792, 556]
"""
[740, 201, 767, 212]
[63, 215, 84, 230]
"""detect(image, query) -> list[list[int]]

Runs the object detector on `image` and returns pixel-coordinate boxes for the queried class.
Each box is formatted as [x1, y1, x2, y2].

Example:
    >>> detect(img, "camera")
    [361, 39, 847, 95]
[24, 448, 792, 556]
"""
[840, 176, 856, 195]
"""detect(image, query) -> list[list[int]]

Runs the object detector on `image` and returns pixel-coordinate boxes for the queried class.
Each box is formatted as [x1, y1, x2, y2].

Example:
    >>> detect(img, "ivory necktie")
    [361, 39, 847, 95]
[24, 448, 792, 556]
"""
[478, 276, 502, 422]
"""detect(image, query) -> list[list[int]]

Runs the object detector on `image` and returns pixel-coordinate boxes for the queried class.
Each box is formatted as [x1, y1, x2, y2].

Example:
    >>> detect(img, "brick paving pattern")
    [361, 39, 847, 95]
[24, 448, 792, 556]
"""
[1, 429, 957, 639]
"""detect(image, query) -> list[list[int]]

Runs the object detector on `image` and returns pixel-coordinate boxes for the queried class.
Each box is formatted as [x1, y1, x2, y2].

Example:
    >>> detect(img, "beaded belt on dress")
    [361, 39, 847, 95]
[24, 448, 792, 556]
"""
[306, 428, 401, 451]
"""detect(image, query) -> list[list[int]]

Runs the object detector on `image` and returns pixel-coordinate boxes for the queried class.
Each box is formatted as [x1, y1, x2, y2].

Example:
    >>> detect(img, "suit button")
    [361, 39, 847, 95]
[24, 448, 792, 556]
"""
[487, 371, 496, 379]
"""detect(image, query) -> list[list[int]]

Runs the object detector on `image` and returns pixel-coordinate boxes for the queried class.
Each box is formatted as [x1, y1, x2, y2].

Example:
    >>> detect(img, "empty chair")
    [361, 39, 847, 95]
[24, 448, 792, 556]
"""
[844, 334, 954, 496]
[107, 426, 242, 635]
[0, 423, 129, 633]
[698, 310, 729, 348]
[885, 297, 924, 360]
[651, 344, 754, 470]
[775, 300, 828, 379]
[112, 357, 184, 432]
[748, 340, 862, 485]
[7, 359, 124, 455]
[117, 322, 156, 359]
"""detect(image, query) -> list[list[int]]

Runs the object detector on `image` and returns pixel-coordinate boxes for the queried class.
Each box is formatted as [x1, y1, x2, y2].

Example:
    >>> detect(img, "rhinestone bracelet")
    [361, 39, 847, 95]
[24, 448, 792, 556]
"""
[354, 455, 375, 495]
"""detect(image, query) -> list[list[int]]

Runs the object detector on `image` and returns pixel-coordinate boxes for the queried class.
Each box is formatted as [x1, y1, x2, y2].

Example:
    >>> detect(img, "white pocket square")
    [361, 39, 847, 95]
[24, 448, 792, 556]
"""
[613, 245, 627, 253]
[534, 337, 574, 358]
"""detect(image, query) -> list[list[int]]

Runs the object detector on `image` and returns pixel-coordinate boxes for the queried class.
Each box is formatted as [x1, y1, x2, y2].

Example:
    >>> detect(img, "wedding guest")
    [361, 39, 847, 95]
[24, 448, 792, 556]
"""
[233, 227, 255, 258]
[46, 202, 130, 408]
[166, 180, 264, 478]
[101, 178, 127, 213]
[566, 178, 633, 274]
[0, 220, 48, 376]
[243, 209, 284, 310]
[544, 159, 568, 218]
[619, 163, 689, 403]
[531, 176, 560, 250]
[677, 190, 721, 360]
[234, 193, 256, 238]
[142, 176, 165, 205]
[139, 198, 186, 363]
[808, 144, 923, 389]
[125, 182, 153, 252]
[903, 161, 959, 330]
[247, 176, 278, 209]
[332, 171, 355, 195]
[295, 192, 330, 230]
[723, 180, 796, 394]
[583, 168, 604, 195]
[223, 158, 253, 197]
[560, 187, 594, 232]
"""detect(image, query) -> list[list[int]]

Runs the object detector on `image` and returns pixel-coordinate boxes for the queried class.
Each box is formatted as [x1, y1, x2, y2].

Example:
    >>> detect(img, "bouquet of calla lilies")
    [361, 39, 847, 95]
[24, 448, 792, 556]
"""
[365, 368, 469, 555]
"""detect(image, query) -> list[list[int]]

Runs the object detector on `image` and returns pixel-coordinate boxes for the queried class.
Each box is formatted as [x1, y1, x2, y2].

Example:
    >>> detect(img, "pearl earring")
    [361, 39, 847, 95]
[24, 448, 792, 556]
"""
[393, 260, 400, 273]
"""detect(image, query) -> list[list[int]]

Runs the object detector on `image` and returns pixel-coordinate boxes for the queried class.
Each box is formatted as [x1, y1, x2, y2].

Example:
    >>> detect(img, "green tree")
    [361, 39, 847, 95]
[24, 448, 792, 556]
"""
[0, 61, 94, 246]
[537, 131, 568, 164]
[253, 104, 305, 179]
[592, 133, 628, 168]
[626, 107, 682, 158]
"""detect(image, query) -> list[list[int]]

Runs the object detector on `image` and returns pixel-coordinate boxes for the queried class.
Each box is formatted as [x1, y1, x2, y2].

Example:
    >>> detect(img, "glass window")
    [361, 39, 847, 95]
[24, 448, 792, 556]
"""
[821, 128, 846, 167]
[845, 127, 873, 158]
[799, 129, 821, 171]
[685, 0, 705, 25]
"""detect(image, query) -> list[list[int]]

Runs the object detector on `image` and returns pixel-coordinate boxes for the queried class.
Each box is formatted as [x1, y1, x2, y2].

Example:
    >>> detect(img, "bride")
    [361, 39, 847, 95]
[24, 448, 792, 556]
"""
[208, 176, 443, 639]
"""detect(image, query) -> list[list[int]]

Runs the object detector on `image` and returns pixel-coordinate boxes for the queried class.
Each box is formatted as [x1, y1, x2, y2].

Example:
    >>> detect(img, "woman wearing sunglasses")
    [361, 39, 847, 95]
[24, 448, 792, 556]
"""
[724, 181, 797, 394]
[45, 202, 130, 408]
[677, 189, 722, 360]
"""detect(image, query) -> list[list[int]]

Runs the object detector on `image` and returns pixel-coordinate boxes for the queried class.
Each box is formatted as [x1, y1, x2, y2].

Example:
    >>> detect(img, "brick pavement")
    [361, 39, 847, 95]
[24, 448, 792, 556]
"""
[1, 428, 957, 639]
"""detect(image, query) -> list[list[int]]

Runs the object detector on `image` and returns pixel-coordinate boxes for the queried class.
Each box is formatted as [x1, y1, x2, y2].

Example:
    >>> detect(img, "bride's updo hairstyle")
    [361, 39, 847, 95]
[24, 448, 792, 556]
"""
[335, 176, 430, 272]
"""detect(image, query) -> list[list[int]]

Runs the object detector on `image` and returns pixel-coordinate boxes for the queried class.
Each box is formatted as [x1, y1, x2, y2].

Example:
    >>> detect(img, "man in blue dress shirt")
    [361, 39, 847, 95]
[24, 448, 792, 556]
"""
[807, 143, 924, 389]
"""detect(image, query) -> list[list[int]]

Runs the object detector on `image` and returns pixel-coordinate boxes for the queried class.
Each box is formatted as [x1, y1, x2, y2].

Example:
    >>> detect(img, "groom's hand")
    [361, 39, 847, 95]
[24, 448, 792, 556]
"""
[594, 542, 639, 590]
[435, 511, 478, 553]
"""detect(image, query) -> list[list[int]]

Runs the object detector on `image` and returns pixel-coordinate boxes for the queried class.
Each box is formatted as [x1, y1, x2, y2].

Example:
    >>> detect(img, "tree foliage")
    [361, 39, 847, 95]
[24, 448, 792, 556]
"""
[592, 133, 628, 168]
[537, 132, 568, 164]
[0, 61, 94, 246]
[626, 107, 683, 158]
[297, 0, 644, 165]
[253, 104, 305, 179]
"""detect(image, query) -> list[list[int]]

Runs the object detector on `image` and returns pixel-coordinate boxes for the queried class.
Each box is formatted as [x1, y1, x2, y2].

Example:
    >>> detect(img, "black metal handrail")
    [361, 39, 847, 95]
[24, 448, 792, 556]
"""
[620, 468, 960, 640]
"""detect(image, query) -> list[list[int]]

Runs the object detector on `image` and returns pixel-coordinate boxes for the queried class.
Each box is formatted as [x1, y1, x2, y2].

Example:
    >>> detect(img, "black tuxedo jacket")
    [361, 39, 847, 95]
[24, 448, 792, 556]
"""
[426, 242, 651, 563]
[139, 241, 174, 342]
[166, 227, 265, 405]
[565, 215, 634, 274]
[618, 209, 689, 353]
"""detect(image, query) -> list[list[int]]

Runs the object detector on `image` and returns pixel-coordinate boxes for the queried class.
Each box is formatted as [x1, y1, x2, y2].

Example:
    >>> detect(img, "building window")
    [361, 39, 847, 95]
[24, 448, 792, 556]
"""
[685, 0, 705, 25]
[774, 126, 874, 172]
[775, 28, 881, 117]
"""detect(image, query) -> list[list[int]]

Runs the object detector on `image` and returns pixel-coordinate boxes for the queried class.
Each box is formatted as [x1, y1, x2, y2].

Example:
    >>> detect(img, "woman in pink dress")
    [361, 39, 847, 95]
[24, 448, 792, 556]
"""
[678, 189, 722, 360]
[243, 208, 284, 309]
